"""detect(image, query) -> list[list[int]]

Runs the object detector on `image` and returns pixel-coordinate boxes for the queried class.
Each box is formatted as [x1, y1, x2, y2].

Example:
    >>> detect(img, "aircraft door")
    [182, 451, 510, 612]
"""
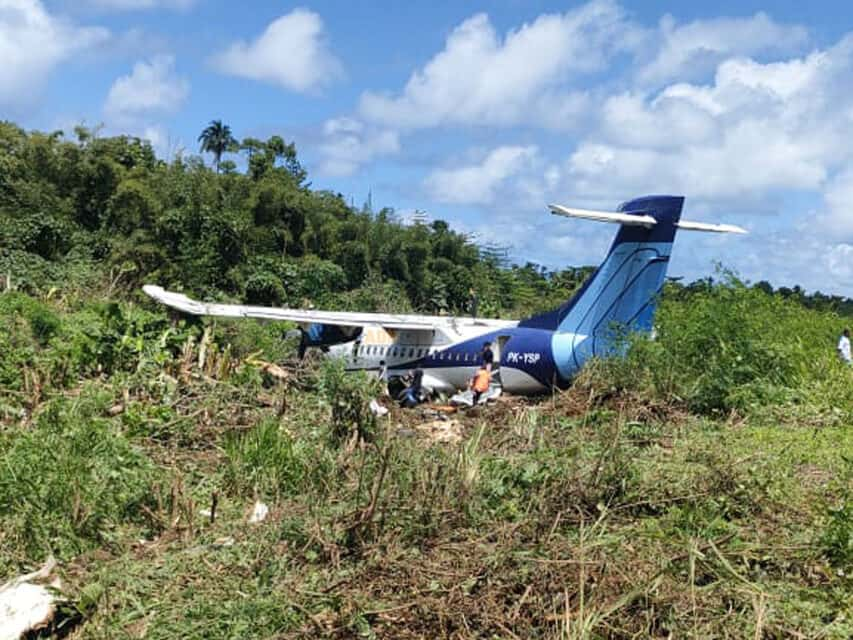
[494, 335, 511, 380]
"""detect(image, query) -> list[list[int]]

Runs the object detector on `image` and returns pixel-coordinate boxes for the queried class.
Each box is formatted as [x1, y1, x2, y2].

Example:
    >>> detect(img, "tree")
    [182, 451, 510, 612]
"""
[198, 120, 237, 173]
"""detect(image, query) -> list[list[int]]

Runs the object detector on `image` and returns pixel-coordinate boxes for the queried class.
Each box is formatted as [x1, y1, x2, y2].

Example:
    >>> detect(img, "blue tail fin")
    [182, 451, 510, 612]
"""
[520, 195, 684, 377]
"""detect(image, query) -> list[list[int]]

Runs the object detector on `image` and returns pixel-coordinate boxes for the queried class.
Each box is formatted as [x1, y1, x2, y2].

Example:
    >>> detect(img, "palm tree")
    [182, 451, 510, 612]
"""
[198, 120, 237, 173]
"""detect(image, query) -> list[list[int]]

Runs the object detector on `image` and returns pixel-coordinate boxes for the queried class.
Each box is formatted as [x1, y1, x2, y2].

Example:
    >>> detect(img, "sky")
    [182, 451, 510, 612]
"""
[3, 1, 853, 296]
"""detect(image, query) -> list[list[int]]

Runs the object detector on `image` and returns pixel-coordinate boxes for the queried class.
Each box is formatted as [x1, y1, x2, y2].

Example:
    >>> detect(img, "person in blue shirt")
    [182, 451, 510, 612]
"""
[399, 369, 425, 408]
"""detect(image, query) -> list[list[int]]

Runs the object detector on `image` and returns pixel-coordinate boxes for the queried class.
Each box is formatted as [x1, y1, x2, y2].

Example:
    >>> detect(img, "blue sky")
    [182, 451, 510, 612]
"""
[4, 1, 853, 296]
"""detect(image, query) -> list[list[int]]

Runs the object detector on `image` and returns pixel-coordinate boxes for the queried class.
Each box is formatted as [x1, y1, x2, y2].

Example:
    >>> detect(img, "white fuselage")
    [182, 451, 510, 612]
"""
[325, 318, 532, 394]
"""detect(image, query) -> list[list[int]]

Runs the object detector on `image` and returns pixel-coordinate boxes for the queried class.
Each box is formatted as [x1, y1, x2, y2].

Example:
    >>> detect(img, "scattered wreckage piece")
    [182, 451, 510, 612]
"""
[249, 501, 270, 524]
[450, 384, 502, 408]
[0, 557, 62, 640]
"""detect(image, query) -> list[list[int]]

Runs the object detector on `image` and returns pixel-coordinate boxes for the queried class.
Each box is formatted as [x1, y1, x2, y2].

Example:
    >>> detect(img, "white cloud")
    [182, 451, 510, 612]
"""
[211, 9, 341, 93]
[86, 0, 195, 10]
[822, 242, 853, 284]
[356, 2, 810, 133]
[637, 12, 808, 86]
[0, 0, 109, 108]
[424, 146, 538, 204]
[397, 24, 853, 294]
[820, 166, 853, 242]
[316, 117, 399, 177]
[102, 56, 187, 161]
[359, 0, 640, 130]
[564, 35, 853, 203]
[104, 55, 189, 122]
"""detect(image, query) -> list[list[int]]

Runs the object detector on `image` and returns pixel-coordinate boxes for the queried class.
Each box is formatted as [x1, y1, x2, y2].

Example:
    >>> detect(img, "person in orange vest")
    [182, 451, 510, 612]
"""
[469, 364, 491, 406]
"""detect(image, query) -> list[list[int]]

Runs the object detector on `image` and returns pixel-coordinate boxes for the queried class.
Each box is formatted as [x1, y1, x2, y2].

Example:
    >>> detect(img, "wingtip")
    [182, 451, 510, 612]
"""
[142, 284, 163, 298]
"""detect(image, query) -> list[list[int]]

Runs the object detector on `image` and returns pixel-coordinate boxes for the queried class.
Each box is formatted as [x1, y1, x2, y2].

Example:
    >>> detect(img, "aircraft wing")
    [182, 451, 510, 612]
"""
[142, 285, 492, 332]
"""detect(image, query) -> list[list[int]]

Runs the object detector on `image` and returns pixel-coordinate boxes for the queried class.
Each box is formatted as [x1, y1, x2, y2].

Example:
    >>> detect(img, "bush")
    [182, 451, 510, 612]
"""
[589, 275, 850, 416]
[0, 393, 157, 561]
[49, 301, 193, 381]
[821, 502, 852, 569]
[0, 291, 60, 344]
[315, 359, 381, 447]
[820, 455, 853, 569]
[224, 418, 318, 498]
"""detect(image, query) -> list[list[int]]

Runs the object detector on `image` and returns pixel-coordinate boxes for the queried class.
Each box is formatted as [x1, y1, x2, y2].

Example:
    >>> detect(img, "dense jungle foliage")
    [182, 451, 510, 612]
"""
[0, 120, 605, 319]
[0, 121, 850, 638]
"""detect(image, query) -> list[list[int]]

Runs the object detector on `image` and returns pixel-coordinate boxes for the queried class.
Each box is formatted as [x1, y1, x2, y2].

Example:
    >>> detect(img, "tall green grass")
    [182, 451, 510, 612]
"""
[224, 418, 326, 499]
[0, 392, 157, 565]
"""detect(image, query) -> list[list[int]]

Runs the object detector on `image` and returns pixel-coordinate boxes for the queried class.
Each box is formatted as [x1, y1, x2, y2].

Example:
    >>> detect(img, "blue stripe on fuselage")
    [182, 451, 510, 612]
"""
[415, 327, 561, 388]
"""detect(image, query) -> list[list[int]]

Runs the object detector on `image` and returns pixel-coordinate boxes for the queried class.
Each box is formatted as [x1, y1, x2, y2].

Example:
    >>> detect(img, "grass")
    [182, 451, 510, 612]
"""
[0, 286, 851, 638]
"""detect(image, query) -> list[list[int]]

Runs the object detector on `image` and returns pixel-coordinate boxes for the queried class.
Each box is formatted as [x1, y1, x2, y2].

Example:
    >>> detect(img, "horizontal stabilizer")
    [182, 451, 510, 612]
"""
[549, 204, 656, 227]
[549, 203, 747, 234]
[676, 220, 747, 234]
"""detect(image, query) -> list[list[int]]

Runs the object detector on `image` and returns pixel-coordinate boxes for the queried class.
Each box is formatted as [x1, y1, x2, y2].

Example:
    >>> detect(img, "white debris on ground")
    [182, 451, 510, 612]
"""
[249, 501, 269, 524]
[449, 384, 502, 407]
[0, 557, 61, 640]
[369, 399, 389, 417]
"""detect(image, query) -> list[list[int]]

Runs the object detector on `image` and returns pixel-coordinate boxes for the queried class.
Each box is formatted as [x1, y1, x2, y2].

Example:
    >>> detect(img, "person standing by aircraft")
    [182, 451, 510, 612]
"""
[377, 360, 389, 396]
[838, 328, 851, 364]
[469, 364, 491, 405]
[481, 341, 494, 371]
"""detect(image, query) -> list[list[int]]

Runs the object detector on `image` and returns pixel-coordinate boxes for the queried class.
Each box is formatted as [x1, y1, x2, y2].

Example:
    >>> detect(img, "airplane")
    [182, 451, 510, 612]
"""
[143, 195, 745, 396]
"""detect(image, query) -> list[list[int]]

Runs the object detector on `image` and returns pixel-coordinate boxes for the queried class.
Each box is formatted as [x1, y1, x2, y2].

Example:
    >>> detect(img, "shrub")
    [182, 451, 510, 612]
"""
[587, 275, 849, 416]
[0, 393, 157, 560]
[224, 418, 316, 498]
[820, 455, 853, 569]
[0, 291, 60, 344]
[315, 359, 380, 447]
